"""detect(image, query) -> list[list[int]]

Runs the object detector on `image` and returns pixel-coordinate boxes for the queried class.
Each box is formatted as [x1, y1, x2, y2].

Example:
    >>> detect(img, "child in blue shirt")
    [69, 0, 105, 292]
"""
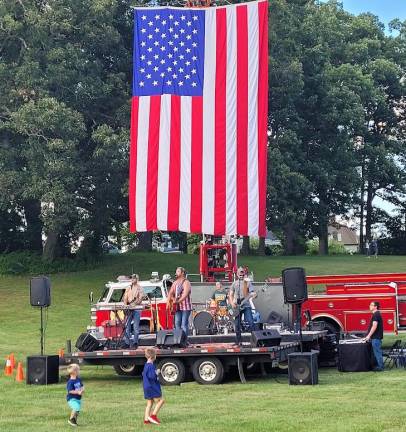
[66, 364, 84, 427]
[142, 347, 165, 425]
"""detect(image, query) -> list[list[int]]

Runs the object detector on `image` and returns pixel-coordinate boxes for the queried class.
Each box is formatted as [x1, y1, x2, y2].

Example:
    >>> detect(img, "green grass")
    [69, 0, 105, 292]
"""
[1, 252, 406, 432]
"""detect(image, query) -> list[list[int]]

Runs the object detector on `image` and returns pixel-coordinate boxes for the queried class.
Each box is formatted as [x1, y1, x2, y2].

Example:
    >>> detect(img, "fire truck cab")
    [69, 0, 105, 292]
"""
[89, 274, 174, 341]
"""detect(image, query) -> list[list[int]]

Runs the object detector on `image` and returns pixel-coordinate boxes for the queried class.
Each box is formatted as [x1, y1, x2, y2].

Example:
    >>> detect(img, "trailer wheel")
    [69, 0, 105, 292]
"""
[157, 359, 185, 385]
[192, 357, 224, 385]
[113, 364, 142, 376]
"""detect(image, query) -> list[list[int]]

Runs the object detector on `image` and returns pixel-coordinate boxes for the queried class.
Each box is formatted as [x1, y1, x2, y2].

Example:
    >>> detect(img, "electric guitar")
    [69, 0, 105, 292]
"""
[227, 294, 255, 318]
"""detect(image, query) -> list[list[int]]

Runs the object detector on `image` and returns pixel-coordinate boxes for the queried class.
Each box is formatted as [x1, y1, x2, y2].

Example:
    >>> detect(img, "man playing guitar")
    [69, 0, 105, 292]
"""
[166, 267, 192, 337]
[123, 274, 144, 348]
[228, 267, 257, 345]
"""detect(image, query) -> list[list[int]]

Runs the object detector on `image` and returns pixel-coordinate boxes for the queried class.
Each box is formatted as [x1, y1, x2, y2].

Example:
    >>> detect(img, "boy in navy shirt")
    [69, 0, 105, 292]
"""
[66, 364, 84, 427]
[142, 347, 165, 425]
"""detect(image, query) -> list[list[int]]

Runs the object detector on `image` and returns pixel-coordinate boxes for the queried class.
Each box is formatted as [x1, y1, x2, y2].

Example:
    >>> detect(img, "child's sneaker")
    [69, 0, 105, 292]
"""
[68, 418, 78, 427]
[143, 420, 151, 425]
[148, 415, 160, 425]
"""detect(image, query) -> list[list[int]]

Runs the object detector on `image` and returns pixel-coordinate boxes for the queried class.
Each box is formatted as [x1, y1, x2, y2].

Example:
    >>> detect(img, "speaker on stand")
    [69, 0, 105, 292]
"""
[282, 267, 308, 352]
[28, 277, 59, 385]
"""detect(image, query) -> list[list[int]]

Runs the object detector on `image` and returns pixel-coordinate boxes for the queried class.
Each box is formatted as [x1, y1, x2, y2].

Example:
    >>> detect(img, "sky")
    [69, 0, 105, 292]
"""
[321, 0, 406, 35]
[339, 0, 406, 25]
[320, 1, 405, 218]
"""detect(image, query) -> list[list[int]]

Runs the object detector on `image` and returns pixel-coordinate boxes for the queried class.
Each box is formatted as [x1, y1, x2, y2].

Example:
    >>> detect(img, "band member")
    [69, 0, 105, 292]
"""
[211, 281, 228, 308]
[123, 274, 144, 348]
[363, 301, 384, 371]
[228, 267, 257, 345]
[167, 267, 192, 337]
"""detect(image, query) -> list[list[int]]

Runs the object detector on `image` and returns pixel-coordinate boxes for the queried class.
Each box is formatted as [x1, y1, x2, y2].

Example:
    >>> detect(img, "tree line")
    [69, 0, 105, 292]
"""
[0, 0, 405, 262]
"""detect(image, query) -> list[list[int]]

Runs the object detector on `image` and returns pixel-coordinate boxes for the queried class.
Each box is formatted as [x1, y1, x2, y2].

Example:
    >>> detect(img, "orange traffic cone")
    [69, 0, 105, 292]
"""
[4, 356, 12, 376]
[9, 353, 15, 371]
[15, 362, 24, 382]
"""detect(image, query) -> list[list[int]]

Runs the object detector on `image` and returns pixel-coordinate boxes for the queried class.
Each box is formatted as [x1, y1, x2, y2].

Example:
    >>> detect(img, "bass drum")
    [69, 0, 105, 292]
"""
[193, 311, 215, 335]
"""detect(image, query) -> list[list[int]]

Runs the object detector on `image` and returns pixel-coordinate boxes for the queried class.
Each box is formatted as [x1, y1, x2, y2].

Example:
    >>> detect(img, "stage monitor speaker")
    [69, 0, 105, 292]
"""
[251, 329, 281, 347]
[282, 267, 308, 304]
[27, 355, 59, 385]
[30, 276, 51, 307]
[288, 352, 318, 385]
[75, 333, 103, 352]
[156, 329, 187, 348]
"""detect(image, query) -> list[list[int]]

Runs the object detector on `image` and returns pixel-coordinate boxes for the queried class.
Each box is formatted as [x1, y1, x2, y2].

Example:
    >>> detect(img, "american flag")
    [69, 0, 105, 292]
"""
[129, 1, 268, 236]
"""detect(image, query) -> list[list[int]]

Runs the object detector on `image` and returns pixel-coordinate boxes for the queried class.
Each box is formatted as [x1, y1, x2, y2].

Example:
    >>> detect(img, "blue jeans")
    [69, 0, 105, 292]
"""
[235, 307, 254, 344]
[175, 310, 191, 336]
[124, 310, 140, 347]
[371, 338, 384, 370]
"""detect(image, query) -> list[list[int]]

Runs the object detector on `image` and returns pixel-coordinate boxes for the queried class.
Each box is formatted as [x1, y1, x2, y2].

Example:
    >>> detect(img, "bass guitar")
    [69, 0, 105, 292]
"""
[227, 295, 254, 318]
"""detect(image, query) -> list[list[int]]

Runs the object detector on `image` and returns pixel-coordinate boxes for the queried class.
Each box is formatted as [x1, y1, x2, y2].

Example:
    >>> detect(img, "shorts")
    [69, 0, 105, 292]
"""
[67, 399, 82, 412]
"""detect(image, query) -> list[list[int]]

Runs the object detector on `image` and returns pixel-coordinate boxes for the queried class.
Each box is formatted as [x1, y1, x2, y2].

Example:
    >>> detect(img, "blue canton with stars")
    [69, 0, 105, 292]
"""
[133, 8, 205, 97]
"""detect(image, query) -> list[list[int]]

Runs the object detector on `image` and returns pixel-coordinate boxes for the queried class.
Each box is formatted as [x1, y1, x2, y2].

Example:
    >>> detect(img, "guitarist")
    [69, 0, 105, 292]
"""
[228, 267, 257, 345]
[123, 274, 144, 348]
[167, 267, 192, 337]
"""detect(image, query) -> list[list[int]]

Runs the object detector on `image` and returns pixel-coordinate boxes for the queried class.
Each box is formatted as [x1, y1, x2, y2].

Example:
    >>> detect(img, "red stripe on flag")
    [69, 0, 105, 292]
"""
[214, 8, 227, 236]
[236, 5, 249, 235]
[167, 95, 181, 231]
[146, 96, 161, 231]
[257, 1, 268, 237]
[129, 97, 139, 232]
[190, 97, 203, 233]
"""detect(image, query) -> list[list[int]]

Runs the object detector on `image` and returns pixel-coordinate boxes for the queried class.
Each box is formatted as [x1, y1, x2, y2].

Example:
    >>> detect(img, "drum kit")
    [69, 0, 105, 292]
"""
[192, 300, 235, 335]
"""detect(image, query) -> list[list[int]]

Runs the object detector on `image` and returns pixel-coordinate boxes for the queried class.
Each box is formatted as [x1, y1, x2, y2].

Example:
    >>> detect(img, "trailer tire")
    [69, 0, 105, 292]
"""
[157, 358, 185, 386]
[113, 364, 142, 376]
[192, 357, 224, 385]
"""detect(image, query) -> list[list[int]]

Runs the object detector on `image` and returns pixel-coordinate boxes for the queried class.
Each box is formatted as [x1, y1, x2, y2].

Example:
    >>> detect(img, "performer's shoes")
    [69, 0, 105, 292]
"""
[148, 415, 161, 424]
[68, 418, 77, 427]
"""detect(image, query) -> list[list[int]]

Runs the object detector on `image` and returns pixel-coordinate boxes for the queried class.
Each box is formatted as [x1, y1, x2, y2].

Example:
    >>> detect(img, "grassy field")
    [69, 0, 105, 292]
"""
[1, 252, 406, 432]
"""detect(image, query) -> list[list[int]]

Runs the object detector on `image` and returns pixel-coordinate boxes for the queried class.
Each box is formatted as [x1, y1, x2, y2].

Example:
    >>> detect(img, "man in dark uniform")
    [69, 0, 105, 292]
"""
[363, 301, 384, 371]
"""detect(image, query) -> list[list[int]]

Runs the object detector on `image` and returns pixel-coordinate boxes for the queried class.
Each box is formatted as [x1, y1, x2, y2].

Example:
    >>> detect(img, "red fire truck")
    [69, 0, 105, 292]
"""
[302, 273, 406, 335]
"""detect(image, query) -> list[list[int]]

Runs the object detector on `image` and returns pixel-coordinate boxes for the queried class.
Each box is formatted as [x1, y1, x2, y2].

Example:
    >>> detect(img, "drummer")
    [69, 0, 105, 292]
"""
[211, 282, 228, 308]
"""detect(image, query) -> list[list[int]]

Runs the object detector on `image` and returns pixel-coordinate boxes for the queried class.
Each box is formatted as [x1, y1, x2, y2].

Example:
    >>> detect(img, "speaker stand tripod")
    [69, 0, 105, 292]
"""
[40, 306, 46, 355]
[295, 303, 304, 353]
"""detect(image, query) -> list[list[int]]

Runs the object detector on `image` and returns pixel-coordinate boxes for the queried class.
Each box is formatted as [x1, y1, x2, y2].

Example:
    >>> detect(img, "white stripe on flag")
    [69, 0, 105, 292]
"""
[201, 8, 217, 235]
[135, 96, 150, 231]
[247, 2, 259, 236]
[156, 94, 171, 231]
[179, 97, 192, 233]
[225, 6, 237, 235]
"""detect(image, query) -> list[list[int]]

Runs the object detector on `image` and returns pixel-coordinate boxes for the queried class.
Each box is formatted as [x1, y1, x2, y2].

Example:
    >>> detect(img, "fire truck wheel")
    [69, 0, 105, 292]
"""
[113, 364, 142, 376]
[192, 357, 224, 385]
[157, 358, 186, 385]
[322, 321, 340, 339]
[139, 324, 150, 334]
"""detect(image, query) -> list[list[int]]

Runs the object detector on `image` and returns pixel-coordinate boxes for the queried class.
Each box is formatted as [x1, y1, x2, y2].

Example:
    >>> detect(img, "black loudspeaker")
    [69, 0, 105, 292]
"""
[251, 329, 281, 347]
[30, 277, 51, 307]
[282, 267, 308, 304]
[288, 352, 318, 385]
[156, 329, 187, 348]
[75, 333, 103, 352]
[27, 355, 59, 385]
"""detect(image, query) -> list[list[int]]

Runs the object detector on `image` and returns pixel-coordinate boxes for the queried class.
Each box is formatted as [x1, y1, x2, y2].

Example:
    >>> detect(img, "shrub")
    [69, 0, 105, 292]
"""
[0, 251, 101, 275]
[306, 239, 349, 255]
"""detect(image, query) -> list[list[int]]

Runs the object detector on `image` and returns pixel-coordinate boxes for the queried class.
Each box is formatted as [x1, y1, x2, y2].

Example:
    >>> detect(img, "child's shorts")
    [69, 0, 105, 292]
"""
[68, 399, 82, 412]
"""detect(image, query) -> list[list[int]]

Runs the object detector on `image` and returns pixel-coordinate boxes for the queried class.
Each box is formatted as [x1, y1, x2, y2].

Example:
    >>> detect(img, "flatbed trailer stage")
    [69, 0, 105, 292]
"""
[62, 330, 328, 385]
